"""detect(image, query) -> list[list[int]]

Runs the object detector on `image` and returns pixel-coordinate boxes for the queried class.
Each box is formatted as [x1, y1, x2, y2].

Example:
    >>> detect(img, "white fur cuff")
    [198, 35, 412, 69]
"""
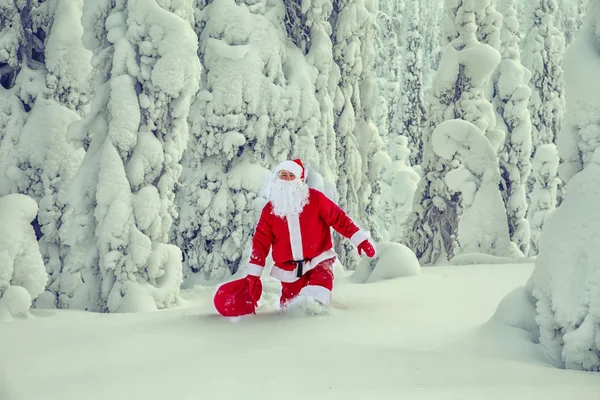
[247, 263, 264, 277]
[298, 285, 331, 306]
[350, 230, 369, 247]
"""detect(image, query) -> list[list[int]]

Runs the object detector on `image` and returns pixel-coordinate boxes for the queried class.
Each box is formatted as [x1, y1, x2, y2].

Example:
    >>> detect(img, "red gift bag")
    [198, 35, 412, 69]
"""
[213, 278, 256, 317]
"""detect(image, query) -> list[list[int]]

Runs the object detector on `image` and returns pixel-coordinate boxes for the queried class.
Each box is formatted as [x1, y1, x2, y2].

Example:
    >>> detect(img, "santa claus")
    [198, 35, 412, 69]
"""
[213, 158, 376, 316]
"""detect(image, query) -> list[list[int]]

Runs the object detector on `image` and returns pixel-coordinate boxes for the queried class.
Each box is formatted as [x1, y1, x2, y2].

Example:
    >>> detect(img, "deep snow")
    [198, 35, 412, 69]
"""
[1, 263, 599, 400]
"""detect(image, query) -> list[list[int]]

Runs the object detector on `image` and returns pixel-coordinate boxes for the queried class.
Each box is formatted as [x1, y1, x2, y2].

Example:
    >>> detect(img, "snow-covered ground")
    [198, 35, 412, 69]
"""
[1, 263, 599, 400]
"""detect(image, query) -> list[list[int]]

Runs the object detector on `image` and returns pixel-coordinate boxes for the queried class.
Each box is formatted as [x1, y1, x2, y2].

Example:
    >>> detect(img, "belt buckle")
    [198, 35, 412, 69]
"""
[295, 260, 304, 278]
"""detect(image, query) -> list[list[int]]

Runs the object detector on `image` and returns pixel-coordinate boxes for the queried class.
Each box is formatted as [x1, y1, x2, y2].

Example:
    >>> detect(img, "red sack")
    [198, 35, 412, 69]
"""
[213, 277, 256, 317]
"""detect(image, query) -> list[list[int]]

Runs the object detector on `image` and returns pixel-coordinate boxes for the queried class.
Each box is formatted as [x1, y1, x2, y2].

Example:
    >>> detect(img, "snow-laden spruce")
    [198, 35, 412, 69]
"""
[44, 0, 92, 115]
[373, 7, 401, 147]
[60, 0, 201, 312]
[555, 0, 583, 45]
[398, 0, 426, 166]
[521, 0, 565, 188]
[558, 3, 600, 184]
[407, 1, 502, 264]
[0, 0, 92, 308]
[420, 0, 444, 88]
[378, 136, 420, 243]
[526, 144, 560, 257]
[331, 0, 385, 269]
[432, 119, 517, 260]
[0, 194, 47, 321]
[521, 0, 565, 148]
[524, 3, 562, 257]
[302, 0, 339, 185]
[529, 146, 600, 372]
[492, 0, 533, 257]
[497, 2, 600, 371]
[476, 1, 502, 51]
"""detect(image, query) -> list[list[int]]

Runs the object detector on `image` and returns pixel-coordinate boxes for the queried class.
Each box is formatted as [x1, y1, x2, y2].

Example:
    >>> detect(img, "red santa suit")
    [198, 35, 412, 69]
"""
[246, 187, 370, 306]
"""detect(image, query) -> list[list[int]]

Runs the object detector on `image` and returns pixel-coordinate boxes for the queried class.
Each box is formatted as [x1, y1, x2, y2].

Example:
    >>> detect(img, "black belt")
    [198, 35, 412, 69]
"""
[290, 259, 311, 278]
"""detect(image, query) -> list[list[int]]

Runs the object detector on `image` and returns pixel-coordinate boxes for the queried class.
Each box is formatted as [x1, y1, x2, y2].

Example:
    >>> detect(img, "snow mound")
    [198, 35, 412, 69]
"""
[351, 242, 420, 283]
[0, 194, 47, 321]
[489, 285, 539, 340]
[0, 286, 31, 321]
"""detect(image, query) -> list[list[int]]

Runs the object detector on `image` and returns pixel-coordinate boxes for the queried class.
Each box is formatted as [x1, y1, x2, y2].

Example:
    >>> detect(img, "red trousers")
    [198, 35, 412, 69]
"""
[280, 258, 335, 307]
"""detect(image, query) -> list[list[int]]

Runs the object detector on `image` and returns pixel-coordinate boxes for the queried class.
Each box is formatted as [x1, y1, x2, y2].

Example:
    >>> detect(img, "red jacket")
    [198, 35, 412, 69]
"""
[247, 188, 369, 282]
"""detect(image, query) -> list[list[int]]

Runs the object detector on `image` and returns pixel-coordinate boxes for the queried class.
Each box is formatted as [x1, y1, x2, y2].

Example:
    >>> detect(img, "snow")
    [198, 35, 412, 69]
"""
[2, 263, 600, 399]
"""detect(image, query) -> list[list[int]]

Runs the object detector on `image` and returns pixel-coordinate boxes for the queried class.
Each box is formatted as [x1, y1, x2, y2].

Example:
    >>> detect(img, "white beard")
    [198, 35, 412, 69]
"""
[269, 179, 310, 217]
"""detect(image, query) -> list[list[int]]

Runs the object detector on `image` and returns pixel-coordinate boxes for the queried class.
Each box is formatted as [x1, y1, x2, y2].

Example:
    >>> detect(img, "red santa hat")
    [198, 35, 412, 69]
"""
[274, 159, 305, 181]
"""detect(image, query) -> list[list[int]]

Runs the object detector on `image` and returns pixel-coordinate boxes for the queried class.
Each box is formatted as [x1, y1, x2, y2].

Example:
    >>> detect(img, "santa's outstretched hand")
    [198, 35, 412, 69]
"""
[357, 239, 376, 258]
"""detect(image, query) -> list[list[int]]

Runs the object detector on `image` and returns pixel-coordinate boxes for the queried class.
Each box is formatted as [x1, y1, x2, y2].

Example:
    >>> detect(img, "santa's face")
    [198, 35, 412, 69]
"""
[270, 171, 309, 217]
[278, 170, 296, 181]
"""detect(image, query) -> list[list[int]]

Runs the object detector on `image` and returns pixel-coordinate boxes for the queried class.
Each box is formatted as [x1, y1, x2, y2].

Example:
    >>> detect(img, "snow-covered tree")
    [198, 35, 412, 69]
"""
[576, 0, 589, 32]
[432, 119, 517, 260]
[398, 0, 426, 165]
[529, 146, 600, 372]
[492, 0, 533, 256]
[556, 0, 581, 45]
[527, 3, 600, 370]
[558, 0, 600, 184]
[296, 0, 339, 184]
[420, 0, 444, 88]
[0, 1, 92, 308]
[522, 0, 565, 175]
[59, 0, 201, 312]
[32, 1, 92, 308]
[0, 0, 51, 198]
[0, 194, 47, 321]
[522, 0, 565, 252]
[378, 136, 420, 242]
[373, 9, 401, 146]
[476, 1, 502, 51]
[331, 0, 384, 269]
[407, 0, 502, 264]
[526, 144, 559, 256]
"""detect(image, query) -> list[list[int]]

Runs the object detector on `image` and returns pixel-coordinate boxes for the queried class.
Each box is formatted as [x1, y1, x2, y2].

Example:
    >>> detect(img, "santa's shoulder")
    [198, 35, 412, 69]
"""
[308, 187, 326, 199]
[261, 201, 274, 213]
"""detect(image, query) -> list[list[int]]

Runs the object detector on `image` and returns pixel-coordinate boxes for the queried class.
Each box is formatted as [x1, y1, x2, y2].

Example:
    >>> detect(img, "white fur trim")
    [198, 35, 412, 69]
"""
[269, 266, 299, 282]
[269, 249, 337, 282]
[350, 230, 369, 247]
[247, 263, 264, 277]
[298, 285, 331, 306]
[309, 248, 336, 270]
[287, 214, 304, 260]
[275, 160, 303, 179]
